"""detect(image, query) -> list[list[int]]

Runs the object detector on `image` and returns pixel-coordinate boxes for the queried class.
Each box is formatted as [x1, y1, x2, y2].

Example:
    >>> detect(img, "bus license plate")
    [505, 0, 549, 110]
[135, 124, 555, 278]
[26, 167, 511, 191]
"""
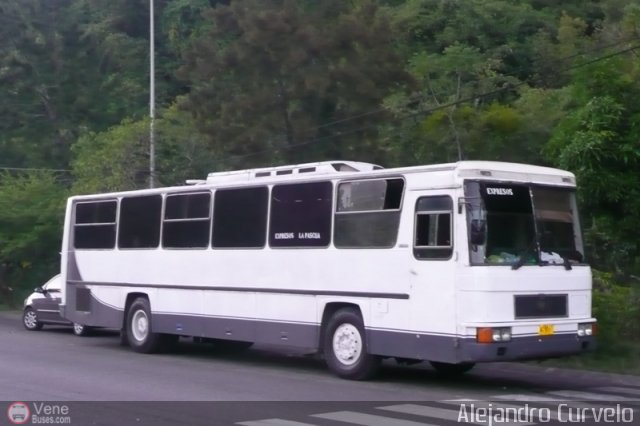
[538, 324, 554, 336]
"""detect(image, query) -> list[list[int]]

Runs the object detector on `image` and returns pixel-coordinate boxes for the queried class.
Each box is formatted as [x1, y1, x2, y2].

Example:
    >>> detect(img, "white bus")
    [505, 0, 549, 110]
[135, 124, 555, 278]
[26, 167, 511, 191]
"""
[60, 160, 596, 379]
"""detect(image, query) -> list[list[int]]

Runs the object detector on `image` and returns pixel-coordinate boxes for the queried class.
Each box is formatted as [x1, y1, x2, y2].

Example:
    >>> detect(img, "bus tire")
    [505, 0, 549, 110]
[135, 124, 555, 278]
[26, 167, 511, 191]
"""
[323, 308, 380, 380]
[429, 361, 475, 375]
[126, 297, 163, 353]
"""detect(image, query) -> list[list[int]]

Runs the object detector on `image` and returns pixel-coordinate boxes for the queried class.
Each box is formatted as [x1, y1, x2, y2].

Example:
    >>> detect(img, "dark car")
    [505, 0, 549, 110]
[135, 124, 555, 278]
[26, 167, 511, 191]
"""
[23, 274, 89, 336]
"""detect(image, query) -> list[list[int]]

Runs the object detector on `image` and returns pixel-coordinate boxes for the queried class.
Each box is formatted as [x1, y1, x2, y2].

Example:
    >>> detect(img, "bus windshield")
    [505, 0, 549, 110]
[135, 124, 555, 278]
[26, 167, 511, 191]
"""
[464, 181, 585, 266]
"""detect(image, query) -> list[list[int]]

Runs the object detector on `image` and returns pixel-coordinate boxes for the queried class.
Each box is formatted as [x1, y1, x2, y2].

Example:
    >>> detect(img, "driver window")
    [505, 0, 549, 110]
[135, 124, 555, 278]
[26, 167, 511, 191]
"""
[414, 196, 453, 260]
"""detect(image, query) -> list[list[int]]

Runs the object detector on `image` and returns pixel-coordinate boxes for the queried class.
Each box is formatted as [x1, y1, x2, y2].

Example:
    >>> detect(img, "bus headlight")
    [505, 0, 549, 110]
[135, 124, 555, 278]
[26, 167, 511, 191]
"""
[500, 328, 512, 341]
[578, 323, 596, 337]
[477, 327, 512, 343]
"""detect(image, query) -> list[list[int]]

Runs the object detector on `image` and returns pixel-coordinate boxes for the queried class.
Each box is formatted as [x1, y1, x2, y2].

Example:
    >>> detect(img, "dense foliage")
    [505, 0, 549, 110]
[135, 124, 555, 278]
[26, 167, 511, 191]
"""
[1, 0, 639, 311]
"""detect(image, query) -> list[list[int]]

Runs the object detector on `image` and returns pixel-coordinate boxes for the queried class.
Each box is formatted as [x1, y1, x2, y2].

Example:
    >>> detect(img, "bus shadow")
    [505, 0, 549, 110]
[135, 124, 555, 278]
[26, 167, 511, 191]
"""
[83, 332, 591, 393]
[38, 326, 120, 338]
[159, 338, 550, 392]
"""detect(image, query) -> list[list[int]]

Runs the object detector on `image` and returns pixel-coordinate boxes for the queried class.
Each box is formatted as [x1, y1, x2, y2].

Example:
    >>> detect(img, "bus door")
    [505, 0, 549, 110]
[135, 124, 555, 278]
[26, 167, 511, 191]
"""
[409, 195, 457, 339]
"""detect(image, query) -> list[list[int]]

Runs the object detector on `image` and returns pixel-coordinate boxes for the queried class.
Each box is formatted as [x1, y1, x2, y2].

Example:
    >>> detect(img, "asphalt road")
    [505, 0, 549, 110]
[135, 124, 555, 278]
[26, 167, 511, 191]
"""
[1, 311, 639, 426]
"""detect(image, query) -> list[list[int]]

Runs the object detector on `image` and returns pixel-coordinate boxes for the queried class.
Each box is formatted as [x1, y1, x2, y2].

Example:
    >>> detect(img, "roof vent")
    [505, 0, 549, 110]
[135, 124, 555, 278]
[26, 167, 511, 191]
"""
[204, 161, 382, 184]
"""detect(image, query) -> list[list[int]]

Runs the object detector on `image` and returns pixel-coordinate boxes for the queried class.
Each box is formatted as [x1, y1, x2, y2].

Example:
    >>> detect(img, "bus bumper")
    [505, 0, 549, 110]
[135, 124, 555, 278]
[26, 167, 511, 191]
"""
[457, 334, 596, 362]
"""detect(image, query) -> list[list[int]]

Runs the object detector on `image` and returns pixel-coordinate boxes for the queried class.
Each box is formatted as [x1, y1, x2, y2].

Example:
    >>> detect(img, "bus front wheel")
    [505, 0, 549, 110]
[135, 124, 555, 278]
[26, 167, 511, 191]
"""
[126, 297, 163, 353]
[323, 308, 381, 380]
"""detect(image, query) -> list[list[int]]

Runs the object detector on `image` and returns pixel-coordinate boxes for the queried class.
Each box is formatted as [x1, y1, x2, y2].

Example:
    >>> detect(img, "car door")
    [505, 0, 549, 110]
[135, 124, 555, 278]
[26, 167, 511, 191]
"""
[33, 276, 66, 323]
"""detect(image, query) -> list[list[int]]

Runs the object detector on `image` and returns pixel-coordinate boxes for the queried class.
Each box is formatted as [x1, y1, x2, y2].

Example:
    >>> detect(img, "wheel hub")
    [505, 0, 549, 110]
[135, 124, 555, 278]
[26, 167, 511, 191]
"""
[24, 311, 37, 328]
[131, 310, 149, 342]
[332, 323, 362, 366]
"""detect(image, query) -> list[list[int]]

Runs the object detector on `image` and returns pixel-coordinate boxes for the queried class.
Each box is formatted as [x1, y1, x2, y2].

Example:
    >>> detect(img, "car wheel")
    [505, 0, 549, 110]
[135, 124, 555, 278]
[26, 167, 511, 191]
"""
[429, 361, 476, 375]
[73, 323, 90, 336]
[323, 308, 381, 380]
[23, 307, 43, 331]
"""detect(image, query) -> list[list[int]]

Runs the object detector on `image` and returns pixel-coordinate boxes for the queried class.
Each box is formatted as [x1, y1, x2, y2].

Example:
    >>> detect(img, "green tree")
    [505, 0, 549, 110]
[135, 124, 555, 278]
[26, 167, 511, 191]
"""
[0, 173, 67, 306]
[179, 0, 412, 168]
[0, 0, 80, 168]
[385, 40, 520, 163]
[71, 102, 218, 194]
[71, 119, 151, 194]
[0, 0, 172, 170]
[547, 55, 640, 275]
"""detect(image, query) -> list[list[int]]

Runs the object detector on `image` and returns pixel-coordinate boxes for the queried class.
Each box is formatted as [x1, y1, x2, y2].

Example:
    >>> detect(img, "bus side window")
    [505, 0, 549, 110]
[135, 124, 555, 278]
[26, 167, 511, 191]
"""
[118, 195, 162, 249]
[163, 192, 211, 249]
[269, 181, 332, 248]
[414, 196, 453, 260]
[334, 178, 404, 248]
[212, 187, 268, 248]
[74, 200, 118, 249]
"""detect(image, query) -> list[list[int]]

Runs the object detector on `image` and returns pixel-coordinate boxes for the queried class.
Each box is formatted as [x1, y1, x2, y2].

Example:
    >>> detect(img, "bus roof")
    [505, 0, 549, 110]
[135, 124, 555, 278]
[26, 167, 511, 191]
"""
[68, 160, 575, 201]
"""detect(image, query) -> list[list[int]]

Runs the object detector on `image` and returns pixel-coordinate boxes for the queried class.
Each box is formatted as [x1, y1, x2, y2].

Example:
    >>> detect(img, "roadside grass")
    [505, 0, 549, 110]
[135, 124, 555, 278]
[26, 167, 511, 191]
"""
[0, 301, 20, 312]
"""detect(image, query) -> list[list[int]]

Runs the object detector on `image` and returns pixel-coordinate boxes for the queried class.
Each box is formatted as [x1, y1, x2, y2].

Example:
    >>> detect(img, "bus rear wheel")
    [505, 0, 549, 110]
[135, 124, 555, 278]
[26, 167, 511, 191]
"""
[323, 308, 380, 380]
[126, 297, 164, 353]
[429, 361, 475, 375]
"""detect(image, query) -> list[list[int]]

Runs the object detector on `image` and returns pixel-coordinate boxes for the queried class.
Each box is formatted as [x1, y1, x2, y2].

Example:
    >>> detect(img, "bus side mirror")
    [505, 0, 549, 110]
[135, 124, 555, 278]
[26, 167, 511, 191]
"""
[470, 220, 486, 245]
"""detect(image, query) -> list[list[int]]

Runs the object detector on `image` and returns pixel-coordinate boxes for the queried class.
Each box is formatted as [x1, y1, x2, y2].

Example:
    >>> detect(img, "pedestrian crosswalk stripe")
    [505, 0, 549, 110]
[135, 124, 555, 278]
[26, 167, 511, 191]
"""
[441, 399, 586, 421]
[495, 394, 562, 402]
[379, 403, 535, 425]
[495, 392, 636, 411]
[379, 404, 479, 424]
[590, 386, 640, 397]
[546, 390, 639, 402]
[236, 388, 640, 426]
[237, 419, 319, 426]
[312, 410, 437, 426]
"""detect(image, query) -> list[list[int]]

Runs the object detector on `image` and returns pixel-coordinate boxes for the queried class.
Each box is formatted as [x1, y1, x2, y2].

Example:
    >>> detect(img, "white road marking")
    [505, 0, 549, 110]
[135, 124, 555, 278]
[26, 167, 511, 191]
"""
[590, 386, 640, 397]
[441, 400, 586, 421]
[237, 419, 319, 426]
[495, 394, 564, 402]
[379, 403, 534, 425]
[546, 390, 638, 402]
[312, 410, 436, 426]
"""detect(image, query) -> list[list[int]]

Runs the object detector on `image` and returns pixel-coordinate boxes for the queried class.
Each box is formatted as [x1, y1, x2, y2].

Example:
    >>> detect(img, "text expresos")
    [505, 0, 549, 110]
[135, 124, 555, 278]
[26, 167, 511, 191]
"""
[486, 187, 514, 196]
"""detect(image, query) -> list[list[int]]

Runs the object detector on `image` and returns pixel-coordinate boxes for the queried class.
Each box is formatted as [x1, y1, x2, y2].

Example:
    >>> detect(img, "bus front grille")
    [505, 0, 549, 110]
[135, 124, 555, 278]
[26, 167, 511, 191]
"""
[514, 294, 567, 319]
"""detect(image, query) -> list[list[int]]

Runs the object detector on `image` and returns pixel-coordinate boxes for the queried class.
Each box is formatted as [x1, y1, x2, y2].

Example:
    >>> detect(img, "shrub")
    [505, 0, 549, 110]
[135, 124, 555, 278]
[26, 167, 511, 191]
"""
[592, 270, 640, 355]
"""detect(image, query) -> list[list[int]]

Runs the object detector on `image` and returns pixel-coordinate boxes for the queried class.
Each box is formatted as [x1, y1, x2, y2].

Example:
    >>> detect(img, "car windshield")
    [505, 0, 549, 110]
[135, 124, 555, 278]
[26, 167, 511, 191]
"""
[464, 181, 585, 266]
[43, 276, 62, 291]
